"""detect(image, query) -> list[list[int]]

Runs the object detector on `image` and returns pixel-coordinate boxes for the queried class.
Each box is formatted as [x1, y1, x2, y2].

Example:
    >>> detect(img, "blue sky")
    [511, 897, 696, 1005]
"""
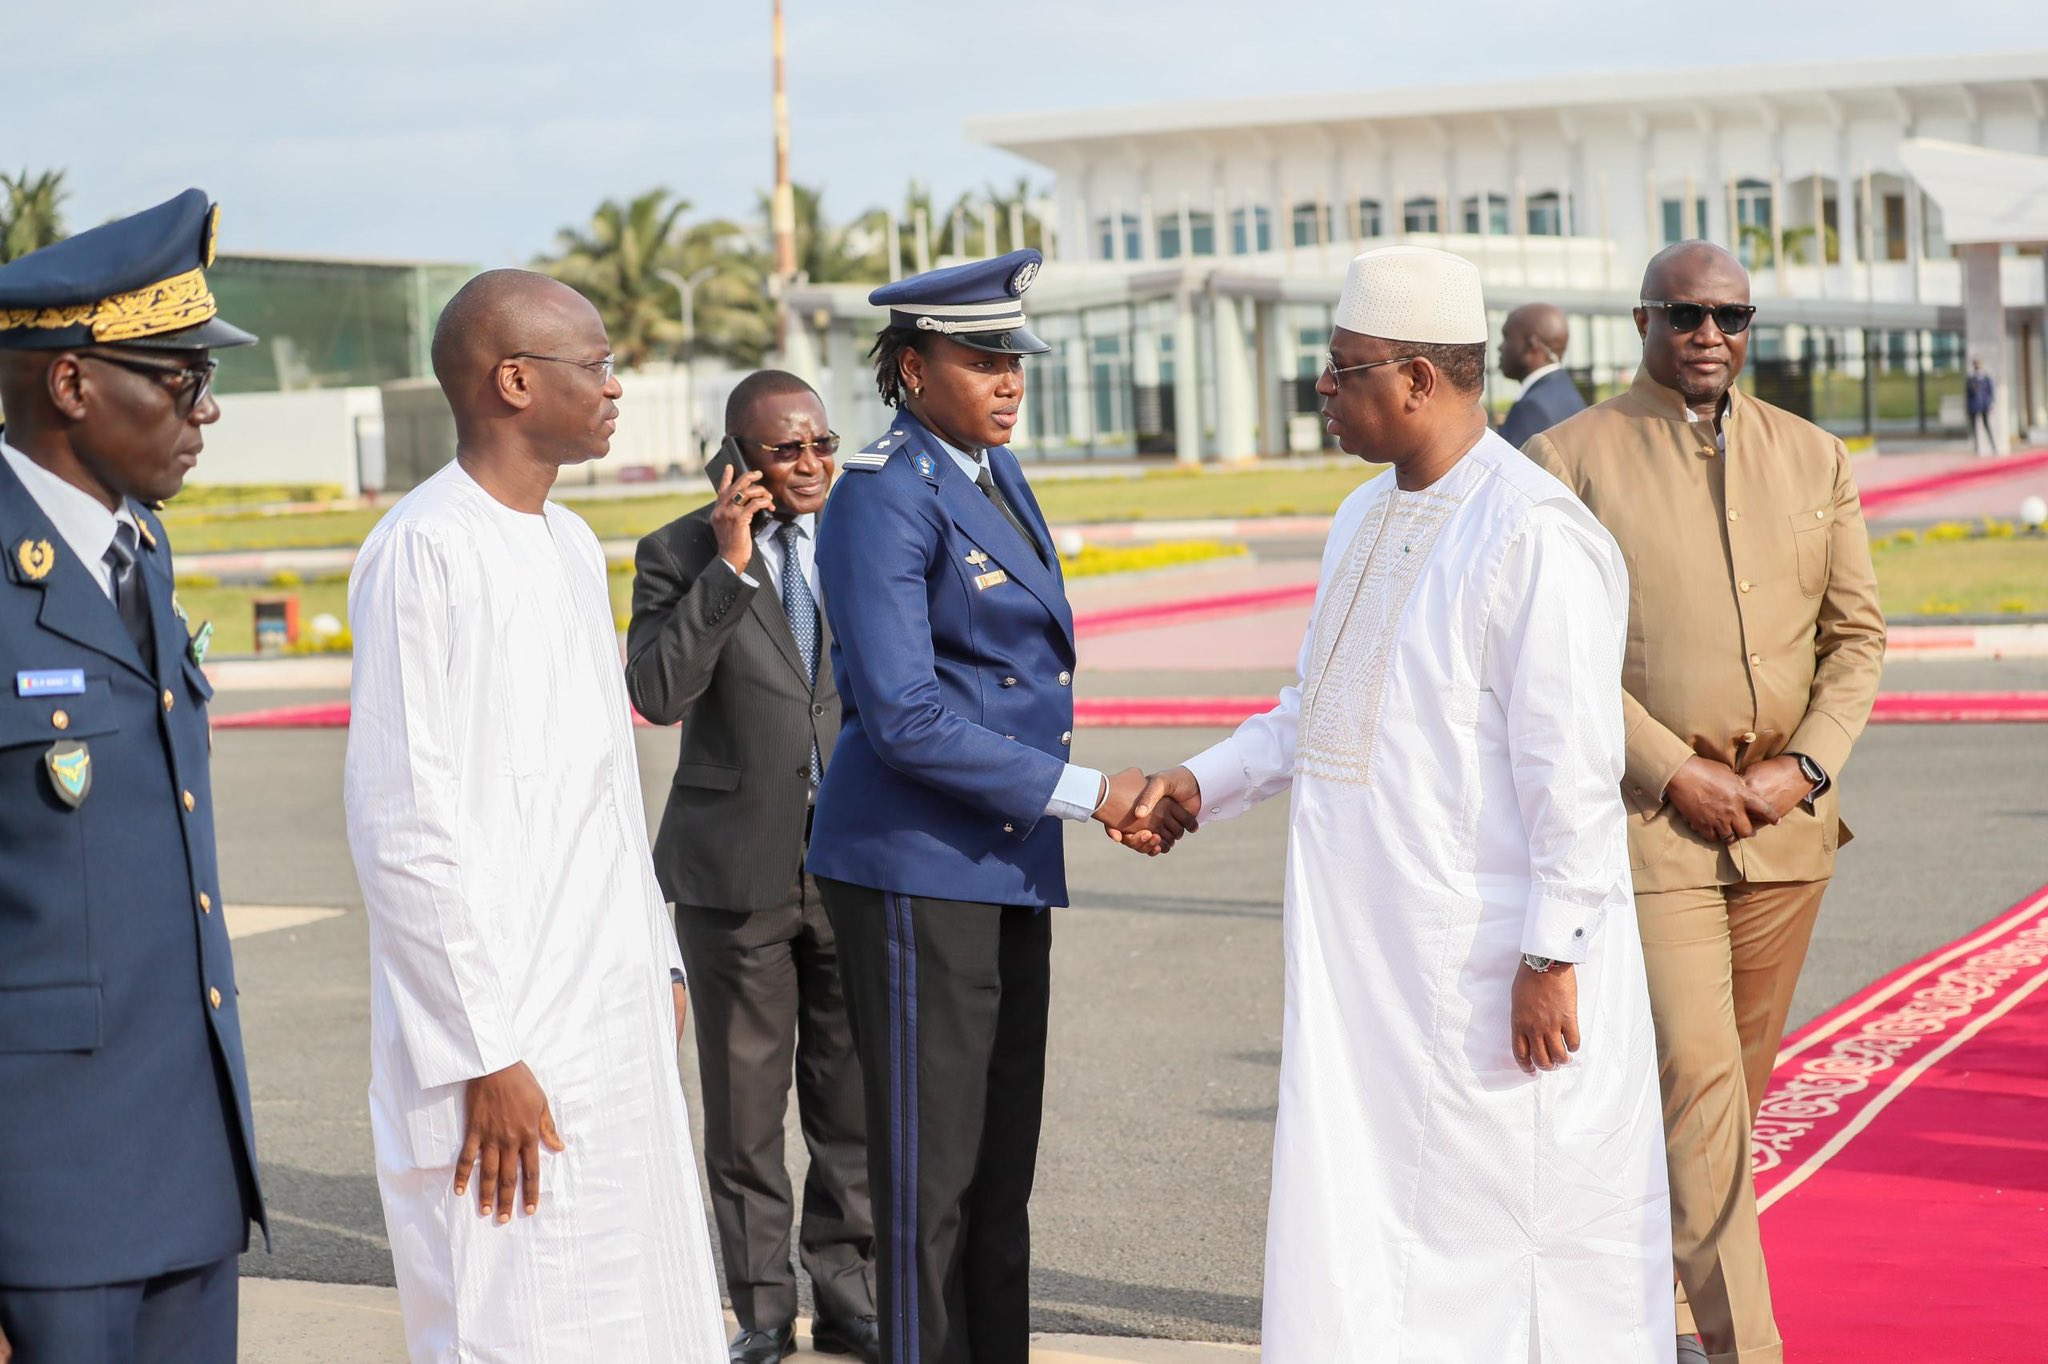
[10, 1, 2036, 266]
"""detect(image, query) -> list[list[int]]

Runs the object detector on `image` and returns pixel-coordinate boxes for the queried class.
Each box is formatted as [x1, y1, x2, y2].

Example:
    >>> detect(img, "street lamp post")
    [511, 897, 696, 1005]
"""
[658, 265, 717, 473]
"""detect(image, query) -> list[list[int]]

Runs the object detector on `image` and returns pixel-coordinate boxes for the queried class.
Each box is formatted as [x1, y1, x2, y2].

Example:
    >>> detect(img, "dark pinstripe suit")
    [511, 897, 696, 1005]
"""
[626, 502, 873, 1331]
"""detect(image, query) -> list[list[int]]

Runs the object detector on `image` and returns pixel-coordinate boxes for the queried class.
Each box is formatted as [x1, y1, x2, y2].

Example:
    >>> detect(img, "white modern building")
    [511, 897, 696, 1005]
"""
[788, 51, 2048, 461]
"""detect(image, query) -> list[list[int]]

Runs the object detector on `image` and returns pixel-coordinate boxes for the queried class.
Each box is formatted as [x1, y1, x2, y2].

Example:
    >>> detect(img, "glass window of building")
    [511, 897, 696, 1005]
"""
[1291, 201, 1333, 247]
[1735, 178, 1773, 266]
[1232, 205, 1272, 254]
[1660, 197, 1707, 245]
[1403, 197, 1439, 233]
[1189, 210, 1216, 256]
[1461, 193, 1510, 235]
[1356, 198, 1383, 238]
[1096, 214, 1141, 261]
[1526, 191, 1570, 236]
[1157, 218, 1182, 260]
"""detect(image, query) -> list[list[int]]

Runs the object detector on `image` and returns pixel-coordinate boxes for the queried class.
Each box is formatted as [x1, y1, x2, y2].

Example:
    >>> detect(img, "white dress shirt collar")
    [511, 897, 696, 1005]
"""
[0, 436, 140, 599]
[928, 431, 988, 483]
[1520, 362, 1563, 388]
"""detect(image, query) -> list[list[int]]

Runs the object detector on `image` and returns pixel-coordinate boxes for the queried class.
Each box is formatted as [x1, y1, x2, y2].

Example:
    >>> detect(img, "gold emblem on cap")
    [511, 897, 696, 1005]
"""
[0, 266, 219, 344]
[205, 203, 221, 267]
[16, 538, 55, 581]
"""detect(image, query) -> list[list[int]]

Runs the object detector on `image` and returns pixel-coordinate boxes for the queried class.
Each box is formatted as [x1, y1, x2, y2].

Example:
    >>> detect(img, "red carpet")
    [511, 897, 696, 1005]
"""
[1754, 885, 2048, 1362]
[1858, 448, 2048, 518]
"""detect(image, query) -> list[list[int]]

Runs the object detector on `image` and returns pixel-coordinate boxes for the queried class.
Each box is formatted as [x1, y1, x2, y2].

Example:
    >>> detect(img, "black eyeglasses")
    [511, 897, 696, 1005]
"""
[1322, 354, 1418, 388]
[80, 352, 218, 416]
[1639, 301, 1757, 336]
[748, 433, 840, 464]
[509, 352, 616, 382]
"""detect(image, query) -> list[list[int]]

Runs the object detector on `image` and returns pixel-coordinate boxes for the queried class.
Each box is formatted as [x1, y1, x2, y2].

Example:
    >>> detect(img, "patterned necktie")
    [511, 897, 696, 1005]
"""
[975, 460, 1042, 563]
[777, 520, 823, 786]
[103, 522, 154, 664]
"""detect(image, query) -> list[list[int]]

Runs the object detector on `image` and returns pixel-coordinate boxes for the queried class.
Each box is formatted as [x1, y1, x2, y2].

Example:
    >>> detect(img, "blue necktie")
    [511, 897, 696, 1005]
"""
[777, 521, 822, 786]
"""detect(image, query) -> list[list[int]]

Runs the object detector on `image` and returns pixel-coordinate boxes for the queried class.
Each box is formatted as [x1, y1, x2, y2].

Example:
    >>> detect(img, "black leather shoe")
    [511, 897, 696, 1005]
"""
[729, 1323, 795, 1364]
[811, 1314, 882, 1362]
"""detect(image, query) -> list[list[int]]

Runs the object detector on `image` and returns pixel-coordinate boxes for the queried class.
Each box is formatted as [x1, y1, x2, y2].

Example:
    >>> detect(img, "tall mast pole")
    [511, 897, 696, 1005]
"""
[772, 0, 796, 349]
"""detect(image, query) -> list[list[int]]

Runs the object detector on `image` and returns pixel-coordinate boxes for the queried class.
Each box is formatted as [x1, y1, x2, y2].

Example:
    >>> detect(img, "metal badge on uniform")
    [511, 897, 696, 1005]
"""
[44, 740, 91, 808]
[913, 451, 937, 479]
[974, 569, 1009, 590]
[17, 668, 86, 697]
[964, 549, 990, 566]
[191, 620, 214, 665]
[15, 538, 55, 581]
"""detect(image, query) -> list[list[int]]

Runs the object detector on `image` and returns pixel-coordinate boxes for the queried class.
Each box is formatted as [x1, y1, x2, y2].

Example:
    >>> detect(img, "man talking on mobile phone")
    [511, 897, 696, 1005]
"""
[626, 371, 879, 1364]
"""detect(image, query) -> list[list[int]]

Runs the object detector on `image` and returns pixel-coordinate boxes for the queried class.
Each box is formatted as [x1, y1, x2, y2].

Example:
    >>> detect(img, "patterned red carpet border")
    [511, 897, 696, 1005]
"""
[1756, 883, 2048, 1361]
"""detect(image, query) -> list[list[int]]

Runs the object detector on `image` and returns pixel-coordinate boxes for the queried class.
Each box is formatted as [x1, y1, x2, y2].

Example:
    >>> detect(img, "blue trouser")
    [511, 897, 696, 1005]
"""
[0, 1256, 236, 1364]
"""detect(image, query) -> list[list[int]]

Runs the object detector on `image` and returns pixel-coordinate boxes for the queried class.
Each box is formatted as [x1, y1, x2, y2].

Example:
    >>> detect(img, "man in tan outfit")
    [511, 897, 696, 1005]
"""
[1525, 241, 1885, 1364]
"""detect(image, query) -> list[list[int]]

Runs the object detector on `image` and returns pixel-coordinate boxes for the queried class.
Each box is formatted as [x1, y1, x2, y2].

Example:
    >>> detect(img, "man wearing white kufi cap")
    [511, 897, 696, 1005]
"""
[1118, 247, 1672, 1361]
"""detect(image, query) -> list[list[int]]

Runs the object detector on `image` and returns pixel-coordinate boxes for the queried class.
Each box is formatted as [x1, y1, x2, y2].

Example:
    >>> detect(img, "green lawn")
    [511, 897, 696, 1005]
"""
[160, 463, 1386, 555]
[1872, 536, 2048, 617]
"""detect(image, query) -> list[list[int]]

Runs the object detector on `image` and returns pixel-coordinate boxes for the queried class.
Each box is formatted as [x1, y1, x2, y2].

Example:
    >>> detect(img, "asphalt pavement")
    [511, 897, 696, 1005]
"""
[212, 659, 2048, 1343]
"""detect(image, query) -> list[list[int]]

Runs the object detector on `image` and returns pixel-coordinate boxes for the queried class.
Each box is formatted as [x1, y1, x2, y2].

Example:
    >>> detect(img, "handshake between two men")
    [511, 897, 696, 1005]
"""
[1093, 766, 1204, 856]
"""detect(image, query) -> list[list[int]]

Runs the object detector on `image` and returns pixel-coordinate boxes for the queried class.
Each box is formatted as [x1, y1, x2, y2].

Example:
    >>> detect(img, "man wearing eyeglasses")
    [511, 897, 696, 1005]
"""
[1525, 241, 1885, 1364]
[0, 191, 266, 1363]
[626, 371, 878, 1364]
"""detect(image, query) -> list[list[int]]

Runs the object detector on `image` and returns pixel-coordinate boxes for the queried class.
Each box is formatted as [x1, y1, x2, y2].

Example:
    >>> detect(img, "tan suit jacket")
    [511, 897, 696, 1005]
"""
[1525, 371, 1886, 892]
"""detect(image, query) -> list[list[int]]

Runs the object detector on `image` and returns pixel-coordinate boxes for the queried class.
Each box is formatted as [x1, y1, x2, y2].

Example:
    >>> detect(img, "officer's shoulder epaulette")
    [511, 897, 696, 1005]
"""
[842, 426, 912, 473]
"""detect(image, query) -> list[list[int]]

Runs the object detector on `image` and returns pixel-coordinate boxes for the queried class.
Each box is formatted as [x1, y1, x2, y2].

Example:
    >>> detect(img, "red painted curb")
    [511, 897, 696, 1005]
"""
[1859, 448, 2048, 517]
[212, 690, 2048, 732]
[1072, 583, 1315, 637]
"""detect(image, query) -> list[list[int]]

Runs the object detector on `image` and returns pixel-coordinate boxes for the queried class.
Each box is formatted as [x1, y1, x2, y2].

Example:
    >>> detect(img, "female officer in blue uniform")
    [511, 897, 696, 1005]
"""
[807, 249, 1191, 1364]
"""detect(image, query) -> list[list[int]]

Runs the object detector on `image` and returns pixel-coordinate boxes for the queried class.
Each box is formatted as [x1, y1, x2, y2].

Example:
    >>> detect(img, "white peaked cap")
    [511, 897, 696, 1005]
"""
[1334, 245, 1488, 344]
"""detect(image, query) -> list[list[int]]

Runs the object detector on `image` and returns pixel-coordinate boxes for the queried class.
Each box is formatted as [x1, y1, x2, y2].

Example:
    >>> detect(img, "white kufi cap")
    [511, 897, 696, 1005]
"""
[1334, 245, 1487, 344]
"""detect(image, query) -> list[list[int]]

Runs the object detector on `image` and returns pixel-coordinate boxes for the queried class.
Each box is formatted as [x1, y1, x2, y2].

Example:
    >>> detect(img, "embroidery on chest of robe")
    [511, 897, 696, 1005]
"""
[1296, 480, 1466, 786]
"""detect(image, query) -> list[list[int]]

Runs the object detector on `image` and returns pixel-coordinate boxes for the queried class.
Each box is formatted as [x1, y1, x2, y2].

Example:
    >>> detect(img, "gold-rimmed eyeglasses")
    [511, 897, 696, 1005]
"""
[1322, 353, 1418, 388]
[747, 433, 841, 464]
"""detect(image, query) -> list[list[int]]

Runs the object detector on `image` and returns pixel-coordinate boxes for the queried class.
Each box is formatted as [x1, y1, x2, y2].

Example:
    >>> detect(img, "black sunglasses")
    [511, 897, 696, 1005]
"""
[79, 352, 218, 416]
[1640, 300, 1757, 336]
[748, 433, 840, 463]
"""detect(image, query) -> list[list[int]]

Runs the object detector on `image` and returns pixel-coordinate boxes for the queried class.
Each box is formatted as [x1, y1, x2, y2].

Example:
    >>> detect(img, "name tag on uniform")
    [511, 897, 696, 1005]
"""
[974, 569, 1009, 591]
[17, 669, 85, 698]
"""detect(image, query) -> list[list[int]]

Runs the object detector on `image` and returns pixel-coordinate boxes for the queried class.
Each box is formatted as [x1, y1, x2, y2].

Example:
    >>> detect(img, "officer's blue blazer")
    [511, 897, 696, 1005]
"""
[0, 449, 264, 1288]
[808, 411, 1077, 908]
[1498, 367, 1588, 451]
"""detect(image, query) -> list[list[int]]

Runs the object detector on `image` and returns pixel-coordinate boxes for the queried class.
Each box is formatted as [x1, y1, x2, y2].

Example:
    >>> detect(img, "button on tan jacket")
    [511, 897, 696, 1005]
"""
[1524, 371, 1886, 892]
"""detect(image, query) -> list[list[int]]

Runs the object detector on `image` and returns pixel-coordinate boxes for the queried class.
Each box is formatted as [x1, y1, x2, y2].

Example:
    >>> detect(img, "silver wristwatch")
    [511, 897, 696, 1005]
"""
[1521, 954, 1560, 974]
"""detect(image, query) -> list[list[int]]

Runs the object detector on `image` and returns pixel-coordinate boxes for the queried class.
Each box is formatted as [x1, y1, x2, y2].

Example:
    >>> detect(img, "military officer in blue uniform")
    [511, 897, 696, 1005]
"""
[0, 190, 266, 1363]
[808, 249, 1192, 1364]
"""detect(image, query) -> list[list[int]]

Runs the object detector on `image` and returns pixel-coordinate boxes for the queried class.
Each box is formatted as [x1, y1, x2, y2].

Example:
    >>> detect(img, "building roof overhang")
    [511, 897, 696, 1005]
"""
[1897, 138, 2048, 245]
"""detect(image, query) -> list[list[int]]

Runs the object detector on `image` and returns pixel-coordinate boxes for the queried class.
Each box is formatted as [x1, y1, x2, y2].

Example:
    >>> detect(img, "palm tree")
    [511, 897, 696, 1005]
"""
[1, 169, 69, 263]
[536, 189, 768, 368]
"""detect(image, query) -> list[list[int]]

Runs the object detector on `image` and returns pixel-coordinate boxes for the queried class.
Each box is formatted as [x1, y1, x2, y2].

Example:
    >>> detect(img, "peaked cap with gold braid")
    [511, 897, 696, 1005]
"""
[0, 188, 256, 351]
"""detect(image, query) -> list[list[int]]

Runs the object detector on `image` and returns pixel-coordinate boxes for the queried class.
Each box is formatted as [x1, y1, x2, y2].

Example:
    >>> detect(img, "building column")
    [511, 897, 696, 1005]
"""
[1212, 291, 1257, 461]
[1173, 290, 1203, 465]
[1959, 243, 2011, 455]
[781, 312, 823, 388]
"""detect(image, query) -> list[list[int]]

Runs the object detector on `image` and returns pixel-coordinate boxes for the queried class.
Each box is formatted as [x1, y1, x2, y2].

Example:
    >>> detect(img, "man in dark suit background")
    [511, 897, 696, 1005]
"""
[1496, 301, 1586, 449]
[626, 371, 877, 1364]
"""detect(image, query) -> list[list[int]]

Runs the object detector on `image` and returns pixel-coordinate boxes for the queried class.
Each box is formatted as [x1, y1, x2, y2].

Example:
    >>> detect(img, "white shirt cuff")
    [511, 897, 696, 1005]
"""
[1046, 764, 1107, 821]
[720, 556, 759, 589]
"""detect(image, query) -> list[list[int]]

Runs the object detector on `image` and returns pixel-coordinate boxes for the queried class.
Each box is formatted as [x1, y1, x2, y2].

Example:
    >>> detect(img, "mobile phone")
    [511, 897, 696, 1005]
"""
[704, 436, 769, 534]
